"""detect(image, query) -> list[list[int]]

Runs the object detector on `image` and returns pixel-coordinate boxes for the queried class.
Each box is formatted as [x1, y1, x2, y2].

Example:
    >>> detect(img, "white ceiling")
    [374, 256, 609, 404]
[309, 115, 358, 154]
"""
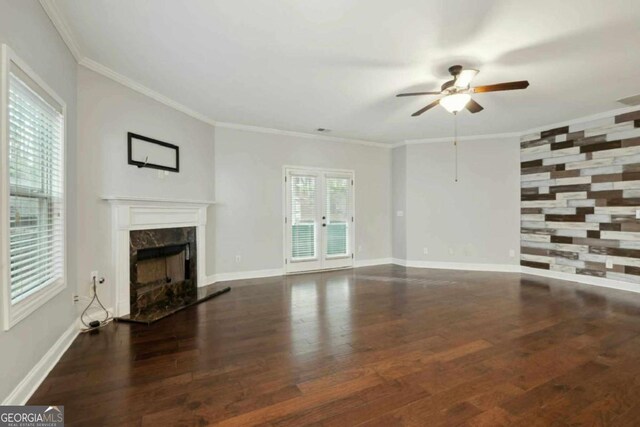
[53, 0, 640, 143]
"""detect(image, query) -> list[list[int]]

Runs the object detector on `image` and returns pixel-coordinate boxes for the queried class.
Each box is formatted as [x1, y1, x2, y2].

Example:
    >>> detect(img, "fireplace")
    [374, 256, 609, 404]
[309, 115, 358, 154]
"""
[129, 227, 197, 320]
[104, 196, 216, 318]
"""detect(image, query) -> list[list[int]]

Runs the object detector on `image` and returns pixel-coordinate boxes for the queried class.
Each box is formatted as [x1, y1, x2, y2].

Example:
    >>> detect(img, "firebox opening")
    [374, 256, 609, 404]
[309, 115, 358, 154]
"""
[136, 243, 191, 285]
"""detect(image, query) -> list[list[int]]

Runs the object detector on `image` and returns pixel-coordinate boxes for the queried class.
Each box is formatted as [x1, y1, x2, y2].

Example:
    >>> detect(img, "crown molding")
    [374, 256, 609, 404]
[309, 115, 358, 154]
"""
[38, 0, 390, 148]
[38, 1, 640, 151]
[81, 58, 390, 147]
[39, 0, 82, 62]
[396, 131, 520, 148]
[79, 57, 217, 126]
[215, 122, 391, 148]
[392, 104, 640, 148]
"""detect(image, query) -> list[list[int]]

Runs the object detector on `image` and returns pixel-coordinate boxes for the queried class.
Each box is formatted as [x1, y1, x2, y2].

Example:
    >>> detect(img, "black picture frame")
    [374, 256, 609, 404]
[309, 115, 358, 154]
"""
[127, 132, 180, 172]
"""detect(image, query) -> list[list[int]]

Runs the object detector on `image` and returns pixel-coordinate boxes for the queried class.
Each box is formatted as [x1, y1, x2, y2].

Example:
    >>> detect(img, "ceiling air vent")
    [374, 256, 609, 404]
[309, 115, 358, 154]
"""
[617, 94, 640, 106]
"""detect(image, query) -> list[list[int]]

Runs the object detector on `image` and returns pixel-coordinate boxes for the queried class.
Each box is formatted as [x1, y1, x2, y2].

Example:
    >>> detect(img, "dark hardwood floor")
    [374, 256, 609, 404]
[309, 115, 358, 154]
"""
[29, 264, 640, 426]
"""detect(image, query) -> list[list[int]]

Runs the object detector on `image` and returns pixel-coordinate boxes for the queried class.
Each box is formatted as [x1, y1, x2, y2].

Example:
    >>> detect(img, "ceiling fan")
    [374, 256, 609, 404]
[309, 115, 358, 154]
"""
[397, 65, 529, 116]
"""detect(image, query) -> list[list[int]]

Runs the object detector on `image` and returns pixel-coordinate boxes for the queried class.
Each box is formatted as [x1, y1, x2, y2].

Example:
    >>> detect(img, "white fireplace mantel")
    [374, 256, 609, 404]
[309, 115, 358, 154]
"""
[102, 196, 215, 316]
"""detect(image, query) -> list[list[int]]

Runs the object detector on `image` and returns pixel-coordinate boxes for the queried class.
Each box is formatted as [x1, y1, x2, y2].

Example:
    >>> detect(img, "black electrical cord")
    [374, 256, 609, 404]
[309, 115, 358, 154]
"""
[80, 276, 112, 332]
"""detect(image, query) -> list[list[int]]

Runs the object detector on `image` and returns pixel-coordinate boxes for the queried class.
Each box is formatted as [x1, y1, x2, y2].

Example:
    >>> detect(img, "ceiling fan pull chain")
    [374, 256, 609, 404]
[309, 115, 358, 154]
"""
[454, 112, 458, 183]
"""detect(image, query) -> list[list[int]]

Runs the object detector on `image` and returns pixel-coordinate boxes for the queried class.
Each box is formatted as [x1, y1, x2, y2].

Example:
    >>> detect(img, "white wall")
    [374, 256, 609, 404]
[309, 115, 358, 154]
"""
[391, 146, 407, 260]
[76, 66, 215, 308]
[0, 0, 78, 402]
[213, 127, 392, 275]
[398, 137, 520, 265]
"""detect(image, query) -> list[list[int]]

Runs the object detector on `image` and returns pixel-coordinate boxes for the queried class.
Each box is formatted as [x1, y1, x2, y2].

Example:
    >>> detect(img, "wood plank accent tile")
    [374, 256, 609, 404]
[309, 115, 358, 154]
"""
[580, 141, 622, 153]
[551, 141, 574, 151]
[615, 110, 640, 124]
[521, 109, 640, 284]
[521, 159, 543, 168]
[621, 137, 640, 148]
[550, 169, 581, 179]
[541, 126, 570, 138]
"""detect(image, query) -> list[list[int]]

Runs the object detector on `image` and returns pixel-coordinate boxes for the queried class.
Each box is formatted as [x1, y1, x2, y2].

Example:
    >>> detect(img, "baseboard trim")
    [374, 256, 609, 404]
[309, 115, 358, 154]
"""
[393, 258, 521, 273]
[2, 319, 79, 405]
[204, 259, 640, 296]
[391, 258, 640, 295]
[204, 259, 395, 285]
[520, 267, 640, 294]
[205, 268, 284, 285]
[354, 258, 393, 268]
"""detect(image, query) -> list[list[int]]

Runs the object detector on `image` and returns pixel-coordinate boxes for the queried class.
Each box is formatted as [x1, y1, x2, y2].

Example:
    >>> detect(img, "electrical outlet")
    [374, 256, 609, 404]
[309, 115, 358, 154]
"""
[606, 258, 613, 269]
[358, 245, 363, 253]
[396, 210, 404, 217]
[90, 270, 98, 282]
[72, 294, 79, 304]
[449, 248, 455, 256]
[509, 249, 515, 258]
[636, 209, 640, 219]
[235, 255, 241, 264]
[423, 247, 429, 255]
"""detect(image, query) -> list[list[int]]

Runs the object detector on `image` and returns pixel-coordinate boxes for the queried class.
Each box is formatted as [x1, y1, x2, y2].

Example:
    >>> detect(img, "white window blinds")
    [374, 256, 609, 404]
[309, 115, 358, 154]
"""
[290, 174, 317, 260]
[8, 68, 64, 303]
[325, 176, 350, 256]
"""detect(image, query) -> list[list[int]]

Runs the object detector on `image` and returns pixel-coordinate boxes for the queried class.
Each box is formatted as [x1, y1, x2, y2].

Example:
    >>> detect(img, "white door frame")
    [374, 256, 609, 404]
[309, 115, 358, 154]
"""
[282, 165, 355, 274]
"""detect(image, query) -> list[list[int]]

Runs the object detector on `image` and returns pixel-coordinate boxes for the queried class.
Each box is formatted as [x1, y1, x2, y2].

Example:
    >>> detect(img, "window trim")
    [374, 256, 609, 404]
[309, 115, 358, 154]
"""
[1, 45, 67, 330]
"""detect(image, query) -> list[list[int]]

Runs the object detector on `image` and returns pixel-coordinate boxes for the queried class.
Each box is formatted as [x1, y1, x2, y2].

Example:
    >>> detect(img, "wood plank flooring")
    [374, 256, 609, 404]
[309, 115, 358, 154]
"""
[28, 264, 640, 426]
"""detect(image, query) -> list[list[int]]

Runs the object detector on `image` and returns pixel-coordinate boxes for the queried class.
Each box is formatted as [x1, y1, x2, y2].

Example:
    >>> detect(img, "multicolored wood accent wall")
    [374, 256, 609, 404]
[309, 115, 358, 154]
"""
[520, 109, 640, 283]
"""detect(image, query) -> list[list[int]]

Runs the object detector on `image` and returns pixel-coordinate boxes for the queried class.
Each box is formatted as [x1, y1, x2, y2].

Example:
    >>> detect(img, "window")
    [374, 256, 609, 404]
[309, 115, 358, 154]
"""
[2, 45, 66, 330]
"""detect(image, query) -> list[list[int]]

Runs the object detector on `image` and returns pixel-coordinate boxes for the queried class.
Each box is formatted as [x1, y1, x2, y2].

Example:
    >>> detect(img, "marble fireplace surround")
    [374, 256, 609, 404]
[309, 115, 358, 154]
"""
[130, 227, 197, 318]
[103, 196, 215, 317]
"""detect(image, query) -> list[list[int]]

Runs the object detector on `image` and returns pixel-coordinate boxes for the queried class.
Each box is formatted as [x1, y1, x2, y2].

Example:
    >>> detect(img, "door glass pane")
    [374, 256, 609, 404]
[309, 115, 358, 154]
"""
[326, 176, 350, 256]
[290, 175, 317, 260]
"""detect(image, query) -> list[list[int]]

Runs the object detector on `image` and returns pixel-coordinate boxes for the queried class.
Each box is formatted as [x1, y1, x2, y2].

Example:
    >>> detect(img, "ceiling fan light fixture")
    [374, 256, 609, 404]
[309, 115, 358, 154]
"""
[440, 93, 471, 113]
[454, 69, 478, 89]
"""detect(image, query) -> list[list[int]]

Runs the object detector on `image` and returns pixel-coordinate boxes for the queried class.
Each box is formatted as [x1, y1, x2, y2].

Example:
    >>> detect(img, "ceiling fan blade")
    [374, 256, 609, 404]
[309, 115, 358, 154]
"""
[411, 99, 440, 117]
[454, 69, 479, 89]
[397, 91, 441, 97]
[466, 99, 484, 113]
[472, 80, 529, 93]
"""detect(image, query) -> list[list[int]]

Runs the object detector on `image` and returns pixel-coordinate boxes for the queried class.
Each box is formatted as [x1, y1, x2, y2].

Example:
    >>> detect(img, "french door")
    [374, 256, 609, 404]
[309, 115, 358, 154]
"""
[285, 167, 354, 273]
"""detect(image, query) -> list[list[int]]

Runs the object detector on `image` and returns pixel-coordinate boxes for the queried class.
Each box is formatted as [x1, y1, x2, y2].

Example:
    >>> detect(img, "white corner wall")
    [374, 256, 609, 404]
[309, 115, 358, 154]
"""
[213, 126, 393, 276]
[397, 137, 521, 267]
[0, 0, 78, 403]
